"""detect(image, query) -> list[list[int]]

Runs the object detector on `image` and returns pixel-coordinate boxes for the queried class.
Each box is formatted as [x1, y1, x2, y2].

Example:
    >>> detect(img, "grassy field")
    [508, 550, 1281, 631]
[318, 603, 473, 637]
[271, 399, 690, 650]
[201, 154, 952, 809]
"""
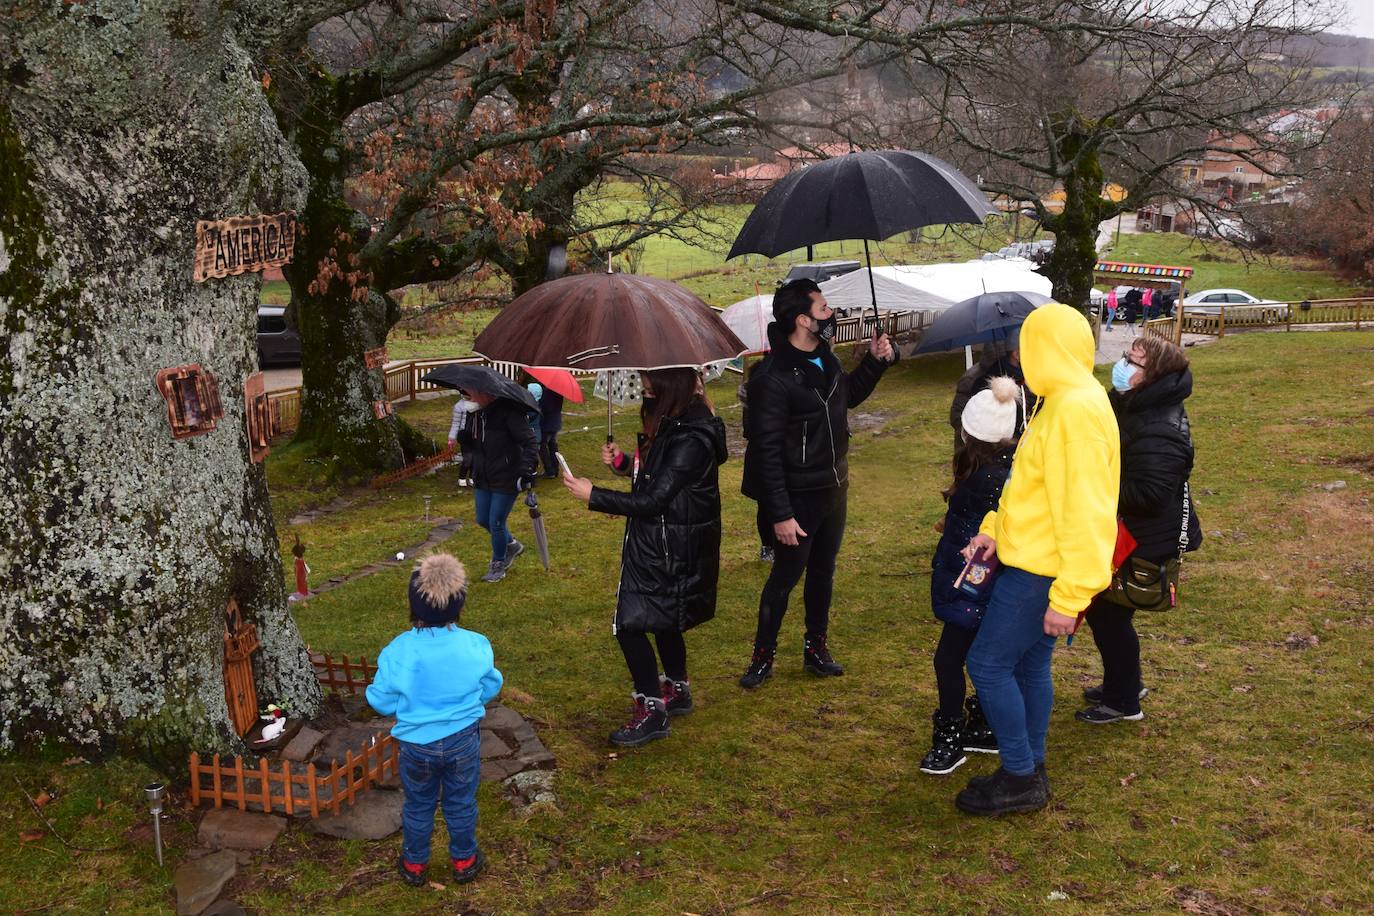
[3, 330, 1371, 913]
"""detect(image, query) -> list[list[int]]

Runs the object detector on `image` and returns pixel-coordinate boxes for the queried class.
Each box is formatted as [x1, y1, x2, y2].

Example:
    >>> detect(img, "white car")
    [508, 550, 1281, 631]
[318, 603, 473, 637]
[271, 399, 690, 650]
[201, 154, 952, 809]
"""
[1182, 288, 1279, 307]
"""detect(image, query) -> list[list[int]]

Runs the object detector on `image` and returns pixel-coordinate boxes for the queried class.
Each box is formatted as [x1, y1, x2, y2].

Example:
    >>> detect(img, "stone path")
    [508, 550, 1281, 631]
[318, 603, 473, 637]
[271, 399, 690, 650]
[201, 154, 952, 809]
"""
[302, 517, 463, 599]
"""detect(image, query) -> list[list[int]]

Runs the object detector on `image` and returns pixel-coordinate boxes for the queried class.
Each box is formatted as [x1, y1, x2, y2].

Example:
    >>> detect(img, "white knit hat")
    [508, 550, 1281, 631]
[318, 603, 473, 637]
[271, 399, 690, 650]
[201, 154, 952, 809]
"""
[961, 376, 1020, 444]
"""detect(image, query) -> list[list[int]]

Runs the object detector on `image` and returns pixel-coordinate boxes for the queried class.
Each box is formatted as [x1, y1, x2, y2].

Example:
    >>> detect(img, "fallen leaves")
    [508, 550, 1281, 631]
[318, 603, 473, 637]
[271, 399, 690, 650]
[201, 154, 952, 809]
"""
[1120, 772, 1139, 787]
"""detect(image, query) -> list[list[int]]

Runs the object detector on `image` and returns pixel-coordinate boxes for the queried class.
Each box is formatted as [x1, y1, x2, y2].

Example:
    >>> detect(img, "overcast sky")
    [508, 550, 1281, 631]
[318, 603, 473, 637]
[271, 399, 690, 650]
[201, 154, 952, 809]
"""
[1339, 2, 1374, 39]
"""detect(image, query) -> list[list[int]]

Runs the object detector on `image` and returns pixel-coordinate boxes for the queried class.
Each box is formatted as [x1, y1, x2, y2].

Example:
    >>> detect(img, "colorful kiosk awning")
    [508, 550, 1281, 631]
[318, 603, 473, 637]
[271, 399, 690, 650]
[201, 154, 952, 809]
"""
[1094, 260, 1194, 292]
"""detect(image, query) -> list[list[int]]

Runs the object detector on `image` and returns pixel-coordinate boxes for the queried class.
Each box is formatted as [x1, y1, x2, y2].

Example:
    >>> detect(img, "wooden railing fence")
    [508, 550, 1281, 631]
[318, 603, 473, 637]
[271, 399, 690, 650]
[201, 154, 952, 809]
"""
[1179, 297, 1372, 338]
[310, 650, 377, 696]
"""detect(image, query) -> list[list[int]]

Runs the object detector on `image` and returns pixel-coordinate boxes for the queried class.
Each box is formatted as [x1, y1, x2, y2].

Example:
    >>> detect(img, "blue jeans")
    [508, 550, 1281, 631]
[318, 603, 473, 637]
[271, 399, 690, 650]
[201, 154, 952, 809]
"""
[1104, 307, 1116, 330]
[399, 724, 481, 866]
[966, 566, 1057, 776]
[473, 488, 518, 563]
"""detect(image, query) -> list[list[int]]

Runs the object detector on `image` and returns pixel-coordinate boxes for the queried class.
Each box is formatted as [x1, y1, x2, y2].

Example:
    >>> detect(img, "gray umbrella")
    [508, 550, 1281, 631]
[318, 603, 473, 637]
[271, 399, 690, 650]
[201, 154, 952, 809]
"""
[421, 364, 537, 410]
[524, 489, 550, 571]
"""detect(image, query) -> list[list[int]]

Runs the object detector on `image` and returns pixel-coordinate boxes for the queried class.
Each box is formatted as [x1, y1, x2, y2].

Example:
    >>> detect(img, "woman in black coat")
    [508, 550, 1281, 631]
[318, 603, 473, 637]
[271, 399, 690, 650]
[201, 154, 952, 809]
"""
[1079, 336, 1203, 723]
[456, 392, 539, 584]
[563, 368, 727, 748]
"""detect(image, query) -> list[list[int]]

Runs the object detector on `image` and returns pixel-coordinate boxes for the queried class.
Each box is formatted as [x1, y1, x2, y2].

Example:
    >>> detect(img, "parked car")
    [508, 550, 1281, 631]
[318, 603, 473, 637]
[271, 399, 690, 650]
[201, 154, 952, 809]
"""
[1181, 288, 1287, 326]
[257, 305, 302, 366]
[1182, 288, 1280, 309]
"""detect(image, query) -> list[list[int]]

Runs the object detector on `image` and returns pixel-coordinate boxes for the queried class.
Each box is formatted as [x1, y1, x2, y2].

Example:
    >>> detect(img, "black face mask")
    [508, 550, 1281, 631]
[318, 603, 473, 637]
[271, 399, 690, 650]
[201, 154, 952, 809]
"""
[813, 314, 837, 341]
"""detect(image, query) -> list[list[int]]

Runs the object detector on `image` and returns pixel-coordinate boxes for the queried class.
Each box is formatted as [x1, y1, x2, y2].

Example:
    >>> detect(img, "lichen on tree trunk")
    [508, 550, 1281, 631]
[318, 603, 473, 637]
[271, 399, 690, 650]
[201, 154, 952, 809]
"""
[1, 3, 320, 761]
[1039, 114, 1116, 313]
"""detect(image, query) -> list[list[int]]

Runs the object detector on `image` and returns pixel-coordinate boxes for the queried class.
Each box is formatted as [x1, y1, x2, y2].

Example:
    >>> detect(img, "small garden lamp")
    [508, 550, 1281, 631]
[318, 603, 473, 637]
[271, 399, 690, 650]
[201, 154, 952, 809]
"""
[144, 782, 165, 866]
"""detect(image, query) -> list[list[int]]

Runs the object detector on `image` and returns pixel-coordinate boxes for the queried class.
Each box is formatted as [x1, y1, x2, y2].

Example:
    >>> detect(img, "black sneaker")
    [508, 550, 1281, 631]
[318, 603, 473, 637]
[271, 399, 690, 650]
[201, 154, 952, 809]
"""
[739, 646, 775, 689]
[503, 539, 525, 568]
[803, 634, 844, 677]
[1082, 684, 1149, 704]
[961, 694, 999, 754]
[660, 676, 694, 717]
[1036, 761, 1052, 799]
[919, 711, 968, 775]
[452, 848, 485, 884]
[1075, 703, 1144, 724]
[397, 858, 427, 887]
[609, 694, 670, 747]
[759, 545, 775, 563]
[955, 767, 1048, 816]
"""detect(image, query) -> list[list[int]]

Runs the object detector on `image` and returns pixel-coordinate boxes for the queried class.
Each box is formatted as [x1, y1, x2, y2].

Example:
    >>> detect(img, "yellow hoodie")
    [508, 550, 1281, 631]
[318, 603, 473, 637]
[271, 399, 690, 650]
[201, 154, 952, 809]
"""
[980, 303, 1120, 616]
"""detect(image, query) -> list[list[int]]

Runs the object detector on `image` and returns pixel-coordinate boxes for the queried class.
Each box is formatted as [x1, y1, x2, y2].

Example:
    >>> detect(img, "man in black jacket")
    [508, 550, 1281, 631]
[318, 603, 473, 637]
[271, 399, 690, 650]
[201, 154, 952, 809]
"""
[739, 278, 895, 688]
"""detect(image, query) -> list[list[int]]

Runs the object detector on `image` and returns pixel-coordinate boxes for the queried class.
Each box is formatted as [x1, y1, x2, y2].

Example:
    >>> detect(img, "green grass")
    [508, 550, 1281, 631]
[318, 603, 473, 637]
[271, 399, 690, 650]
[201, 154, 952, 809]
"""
[4, 331, 1372, 912]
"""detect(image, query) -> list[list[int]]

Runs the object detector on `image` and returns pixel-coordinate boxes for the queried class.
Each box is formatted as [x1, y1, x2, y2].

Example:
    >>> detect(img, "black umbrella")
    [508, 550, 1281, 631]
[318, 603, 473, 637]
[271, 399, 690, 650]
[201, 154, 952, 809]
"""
[421, 364, 538, 410]
[727, 150, 996, 327]
[914, 291, 1052, 354]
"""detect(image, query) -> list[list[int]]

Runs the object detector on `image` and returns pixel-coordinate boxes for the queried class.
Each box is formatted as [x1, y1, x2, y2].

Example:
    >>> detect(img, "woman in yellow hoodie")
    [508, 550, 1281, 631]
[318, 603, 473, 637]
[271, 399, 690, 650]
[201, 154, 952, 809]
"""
[955, 303, 1120, 816]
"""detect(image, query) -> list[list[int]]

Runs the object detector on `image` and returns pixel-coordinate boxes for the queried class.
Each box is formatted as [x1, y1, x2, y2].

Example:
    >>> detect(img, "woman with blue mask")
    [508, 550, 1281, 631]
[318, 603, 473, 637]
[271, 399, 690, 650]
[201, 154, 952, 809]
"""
[1080, 336, 1203, 724]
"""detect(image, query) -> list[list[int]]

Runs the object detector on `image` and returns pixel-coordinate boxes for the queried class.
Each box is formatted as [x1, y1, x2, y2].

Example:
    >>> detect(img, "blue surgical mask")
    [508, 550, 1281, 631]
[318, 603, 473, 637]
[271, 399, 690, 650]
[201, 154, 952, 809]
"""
[1111, 358, 1136, 392]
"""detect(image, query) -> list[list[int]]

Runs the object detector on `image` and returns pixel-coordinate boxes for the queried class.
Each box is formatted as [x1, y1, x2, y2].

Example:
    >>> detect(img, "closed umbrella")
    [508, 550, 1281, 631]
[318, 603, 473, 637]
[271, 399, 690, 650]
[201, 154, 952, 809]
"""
[524, 490, 550, 570]
[727, 149, 996, 327]
[913, 291, 1051, 354]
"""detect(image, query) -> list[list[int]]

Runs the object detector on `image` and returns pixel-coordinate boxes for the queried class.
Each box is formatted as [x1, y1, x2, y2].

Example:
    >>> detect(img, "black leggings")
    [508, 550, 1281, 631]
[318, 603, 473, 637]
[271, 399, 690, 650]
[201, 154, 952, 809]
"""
[753, 488, 847, 649]
[933, 622, 979, 718]
[617, 631, 687, 697]
[1085, 597, 1142, 713]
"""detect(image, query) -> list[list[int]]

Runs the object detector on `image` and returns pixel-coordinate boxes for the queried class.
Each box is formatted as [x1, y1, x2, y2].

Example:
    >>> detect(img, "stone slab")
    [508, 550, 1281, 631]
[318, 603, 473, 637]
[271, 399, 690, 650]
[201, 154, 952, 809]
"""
[197, 809, 286, 851]
[480, 757, 526, 782]
[174, 849, 238, 916]
[203, 901, 247, 916]
[480, 731, 513, 759]
[281, 726, 325, 763]
[481, 704, 526, 736]
[312, 723, 387, 767]
[307, 789, 404, 841]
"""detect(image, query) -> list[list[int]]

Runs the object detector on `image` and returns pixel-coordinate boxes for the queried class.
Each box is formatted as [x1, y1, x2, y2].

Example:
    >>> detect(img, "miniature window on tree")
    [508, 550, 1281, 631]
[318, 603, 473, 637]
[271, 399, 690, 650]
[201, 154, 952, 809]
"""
[155, 364, 224, 439]
[244, 372, 271, 463]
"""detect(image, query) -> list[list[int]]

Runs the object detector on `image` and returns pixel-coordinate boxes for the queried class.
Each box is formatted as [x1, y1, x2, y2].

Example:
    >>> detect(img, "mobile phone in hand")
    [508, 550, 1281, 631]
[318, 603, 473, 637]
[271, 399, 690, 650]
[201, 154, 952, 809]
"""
[555, 452, 573, 478]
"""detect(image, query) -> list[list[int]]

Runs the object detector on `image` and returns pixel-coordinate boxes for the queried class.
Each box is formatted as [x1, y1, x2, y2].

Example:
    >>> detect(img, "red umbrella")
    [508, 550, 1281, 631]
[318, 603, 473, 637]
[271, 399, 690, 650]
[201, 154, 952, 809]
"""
[526, 367, 584, 403]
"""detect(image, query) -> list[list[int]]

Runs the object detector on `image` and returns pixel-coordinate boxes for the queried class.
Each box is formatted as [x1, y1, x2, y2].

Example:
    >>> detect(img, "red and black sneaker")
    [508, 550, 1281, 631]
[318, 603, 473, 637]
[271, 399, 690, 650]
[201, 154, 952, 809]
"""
[397, 858, 427, 887]
[739, 645, 775, 689]
[803, 634, 844, 677]
[452, 848, 486, 884]
[660, 676, 694, 716]
[609, 693, 670, 747]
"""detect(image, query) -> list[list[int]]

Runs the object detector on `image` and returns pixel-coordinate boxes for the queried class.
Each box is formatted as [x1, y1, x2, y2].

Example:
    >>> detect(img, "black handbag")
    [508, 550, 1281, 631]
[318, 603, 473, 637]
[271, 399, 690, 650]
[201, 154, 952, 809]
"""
[1102, 482, 1191, 612]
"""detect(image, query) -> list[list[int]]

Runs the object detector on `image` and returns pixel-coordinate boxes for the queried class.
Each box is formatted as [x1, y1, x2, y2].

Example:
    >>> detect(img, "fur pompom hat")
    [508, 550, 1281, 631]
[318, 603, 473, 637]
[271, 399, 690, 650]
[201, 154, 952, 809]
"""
[408, 553, 468, 625]
[961, 376, 1020, 444]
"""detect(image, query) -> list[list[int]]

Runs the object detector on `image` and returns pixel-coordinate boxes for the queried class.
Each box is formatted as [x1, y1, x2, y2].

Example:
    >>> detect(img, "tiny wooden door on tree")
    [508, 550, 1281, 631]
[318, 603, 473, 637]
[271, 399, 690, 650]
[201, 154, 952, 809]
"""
[223, 598, 261, 737]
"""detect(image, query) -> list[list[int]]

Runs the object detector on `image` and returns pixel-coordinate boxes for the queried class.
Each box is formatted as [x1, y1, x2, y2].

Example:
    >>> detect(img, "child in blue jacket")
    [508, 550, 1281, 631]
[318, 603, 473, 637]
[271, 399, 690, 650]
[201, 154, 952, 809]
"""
[921, 377, 1019, 776]
[367, 553, 503, 887]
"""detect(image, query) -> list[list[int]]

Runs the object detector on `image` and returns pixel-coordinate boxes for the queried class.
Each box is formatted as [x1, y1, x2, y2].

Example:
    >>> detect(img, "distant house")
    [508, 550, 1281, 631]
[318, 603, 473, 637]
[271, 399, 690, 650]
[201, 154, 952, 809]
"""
[1135, 200, 1197, 235]
[1176, 132, 1285, 195]
[716, 141, 863, 199]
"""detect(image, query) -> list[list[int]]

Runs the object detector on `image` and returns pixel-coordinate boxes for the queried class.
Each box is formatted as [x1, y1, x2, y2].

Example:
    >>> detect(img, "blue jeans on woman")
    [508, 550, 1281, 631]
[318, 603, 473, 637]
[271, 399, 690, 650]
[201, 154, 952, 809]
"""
[965, 566, 1057, 777]
[399, 723, 481, 866]
[473, 488, 518, 563]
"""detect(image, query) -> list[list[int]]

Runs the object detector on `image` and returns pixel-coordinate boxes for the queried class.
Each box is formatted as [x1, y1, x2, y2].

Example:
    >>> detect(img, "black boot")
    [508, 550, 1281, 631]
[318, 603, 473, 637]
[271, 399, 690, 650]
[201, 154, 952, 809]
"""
[739, 645, 775, 689]
[954, 766, 1048, 816]
[609, 693, 670, 747]
[660, 676, 694, 716]
[919, 711, 968, 775]
[961, 694, 999, 754]
[803, 634, 844, 677]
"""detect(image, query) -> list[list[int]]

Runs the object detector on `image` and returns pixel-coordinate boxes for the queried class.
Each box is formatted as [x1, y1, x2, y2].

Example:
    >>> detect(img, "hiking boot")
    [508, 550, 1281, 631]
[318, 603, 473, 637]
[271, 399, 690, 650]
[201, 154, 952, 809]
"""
[803, 634, 844, 677]
[609, 693, 670, 747]
[1036, 761, 1052, 799]
[452, 849, 486, 884]
[759, 545, 774, 563]
[660, 676, 694, 717]
[1082, 683, 1149, 704]
[502, 539, 525, 568]
[397, 858, 427, 887]
[480, 560, 506, 583]
[954, 766, 1048, 816]
[739, 645, 775, 689]
[961, 694, 999, 754]
[1075, 703, 1144, 724]
[919, 711, 968, 776]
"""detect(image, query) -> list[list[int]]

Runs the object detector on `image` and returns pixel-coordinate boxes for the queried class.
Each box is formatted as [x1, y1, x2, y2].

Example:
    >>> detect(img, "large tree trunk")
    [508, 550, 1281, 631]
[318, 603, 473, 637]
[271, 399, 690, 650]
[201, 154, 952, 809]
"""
[275, 75, 405, 477]
[1041, 117, 1111, 312]
[1, 4, 320, 761]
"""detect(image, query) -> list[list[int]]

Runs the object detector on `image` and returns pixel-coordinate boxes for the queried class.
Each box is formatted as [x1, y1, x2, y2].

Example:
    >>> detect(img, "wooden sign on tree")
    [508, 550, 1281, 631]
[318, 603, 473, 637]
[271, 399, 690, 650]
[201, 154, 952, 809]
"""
[193, 211, 296, 282]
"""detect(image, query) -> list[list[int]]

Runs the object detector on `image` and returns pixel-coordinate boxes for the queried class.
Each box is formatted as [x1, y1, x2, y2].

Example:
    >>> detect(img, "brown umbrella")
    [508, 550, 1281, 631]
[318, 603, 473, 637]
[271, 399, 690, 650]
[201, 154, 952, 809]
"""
[472, 273, 747, 372]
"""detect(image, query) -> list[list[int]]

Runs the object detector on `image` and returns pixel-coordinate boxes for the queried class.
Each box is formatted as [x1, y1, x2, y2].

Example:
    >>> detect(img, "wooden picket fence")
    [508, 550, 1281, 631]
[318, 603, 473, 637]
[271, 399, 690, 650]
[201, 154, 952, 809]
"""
[1179, 297, 1373, 337]
[188, 734, 399, 818]
[309, 650, 377, 696]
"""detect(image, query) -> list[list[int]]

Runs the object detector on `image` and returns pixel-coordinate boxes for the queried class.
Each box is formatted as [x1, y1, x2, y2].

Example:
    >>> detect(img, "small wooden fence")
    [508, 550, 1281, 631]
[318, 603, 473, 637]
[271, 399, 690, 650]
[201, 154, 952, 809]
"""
[310, 650, 378, 696]
[188, 735, 398, 818]
[1179, 298, 1373, 337]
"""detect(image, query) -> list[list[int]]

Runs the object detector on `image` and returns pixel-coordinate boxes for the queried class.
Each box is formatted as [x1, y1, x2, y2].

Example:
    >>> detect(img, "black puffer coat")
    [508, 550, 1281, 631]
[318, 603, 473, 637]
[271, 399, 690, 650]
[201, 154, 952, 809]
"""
[741, 322, 890, 523]
[588, 404, 728, 634]
[930, 448, 1014, 628]
[1111, 368, 1203, 562]
[458, 398, 539, 494]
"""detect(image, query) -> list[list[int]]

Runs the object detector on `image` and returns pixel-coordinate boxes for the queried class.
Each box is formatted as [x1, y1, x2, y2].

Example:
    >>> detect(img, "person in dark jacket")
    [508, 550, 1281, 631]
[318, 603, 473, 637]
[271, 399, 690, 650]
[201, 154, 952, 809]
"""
[920, 377, 1019, 776]
[738, 278, 895, 688]
[457, 390, 540, 584]
[947, 339, 1034, 448]
[563, 368, 727, 747]
[537, 386, 565, 478]
[1078, 336, 1203, 723]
